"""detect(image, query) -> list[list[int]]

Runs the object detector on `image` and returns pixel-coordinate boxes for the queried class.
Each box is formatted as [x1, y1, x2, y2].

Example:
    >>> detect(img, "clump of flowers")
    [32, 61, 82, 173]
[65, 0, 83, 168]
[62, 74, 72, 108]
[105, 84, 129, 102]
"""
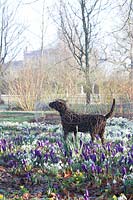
[0, 117, 132, 199]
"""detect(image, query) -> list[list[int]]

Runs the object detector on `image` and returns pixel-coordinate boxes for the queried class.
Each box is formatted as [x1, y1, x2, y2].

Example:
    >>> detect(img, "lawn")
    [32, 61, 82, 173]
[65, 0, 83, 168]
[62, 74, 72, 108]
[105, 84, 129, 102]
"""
[0, 117, 132, 199]
[0, 111, 56, 123]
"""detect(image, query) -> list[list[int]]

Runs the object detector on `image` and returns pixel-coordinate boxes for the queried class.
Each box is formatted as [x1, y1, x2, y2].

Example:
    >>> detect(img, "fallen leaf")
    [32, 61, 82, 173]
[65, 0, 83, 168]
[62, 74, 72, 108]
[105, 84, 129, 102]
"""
[0, 166, 6, 172]
[22, 192, 30, 200]
[64, 169, 72, 178]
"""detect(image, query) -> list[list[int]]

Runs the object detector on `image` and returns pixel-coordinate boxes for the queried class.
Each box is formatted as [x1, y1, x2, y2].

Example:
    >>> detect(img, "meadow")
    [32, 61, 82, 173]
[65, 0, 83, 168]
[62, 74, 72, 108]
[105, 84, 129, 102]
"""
[0, 117, 132, 199]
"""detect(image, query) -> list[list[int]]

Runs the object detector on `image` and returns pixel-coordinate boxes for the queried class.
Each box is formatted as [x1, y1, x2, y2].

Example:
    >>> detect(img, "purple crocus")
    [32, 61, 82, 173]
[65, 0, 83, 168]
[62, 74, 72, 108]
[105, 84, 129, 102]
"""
[119, 156, 124, 165]
[80, 139, 83, 147]
[44, 153, 49, 162]
[96, 165, 102, 174]
[82, 151, 89, 161]
[67, 158, 73, 165]
[91, 163, 96, 173]
[84, 189, 90, 200]
[9, 143, 13, 151]
[128, 157, 133, 165]
[90, 154, 96, 163]
[38, 140, 44, 147]
[131, 151, 133, 159]
[69, 149, 72, 157]
[106, 142, 111, 152]
[116, 144, 123, 153]
[127, 134, 131, 139]
[25, 172, 31, 180]
[35, 149, 42, 158]
[100, 153, 105, 162]
[64, 150, 67, 157]
[57, 140, 62, 148]
[2, 139, 6, 145]
[22, 159, 27, 166]
[125, 157, 127, 164]
[81, 163, 88, 173]
[75, 148, 78, 154]
[2, 145, 6, 151]
[105, 164, 108, 174]
[8, 160, 18, 168]
[122, 167, 127, 176]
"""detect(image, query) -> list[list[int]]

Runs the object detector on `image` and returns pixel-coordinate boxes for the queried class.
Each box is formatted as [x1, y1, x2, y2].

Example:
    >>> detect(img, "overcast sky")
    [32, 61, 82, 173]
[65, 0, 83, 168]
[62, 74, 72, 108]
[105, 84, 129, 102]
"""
[19, 0, 58, 54]
[8, 0, 120, 60]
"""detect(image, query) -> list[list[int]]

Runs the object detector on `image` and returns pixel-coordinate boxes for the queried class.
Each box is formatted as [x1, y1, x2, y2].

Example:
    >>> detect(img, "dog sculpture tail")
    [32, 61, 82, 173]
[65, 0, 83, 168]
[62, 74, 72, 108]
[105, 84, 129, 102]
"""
[105, 99, 115, 119]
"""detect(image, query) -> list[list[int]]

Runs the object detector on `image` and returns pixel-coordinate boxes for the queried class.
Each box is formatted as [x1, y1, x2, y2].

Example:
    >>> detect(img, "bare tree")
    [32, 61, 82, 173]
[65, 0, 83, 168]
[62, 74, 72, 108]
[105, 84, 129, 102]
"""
[117, 0, 133, 30]
[0, 0, 25, 66]
[0, 0, 25, 101]
[9, 64, 48, 111]
[54, 0, 109, 103]
[103, 0, 133, 84]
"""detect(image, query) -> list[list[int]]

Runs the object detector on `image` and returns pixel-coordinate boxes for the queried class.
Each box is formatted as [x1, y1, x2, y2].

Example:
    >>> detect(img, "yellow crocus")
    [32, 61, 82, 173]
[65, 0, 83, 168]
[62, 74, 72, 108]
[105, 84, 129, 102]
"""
[0, 194, 3, 199]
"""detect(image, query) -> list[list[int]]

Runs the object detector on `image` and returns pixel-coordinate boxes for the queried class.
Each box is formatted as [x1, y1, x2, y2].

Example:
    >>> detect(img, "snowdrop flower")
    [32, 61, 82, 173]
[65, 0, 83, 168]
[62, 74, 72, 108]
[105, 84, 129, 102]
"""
[118, 194, 127, 200]
[113, 179, 117, 184]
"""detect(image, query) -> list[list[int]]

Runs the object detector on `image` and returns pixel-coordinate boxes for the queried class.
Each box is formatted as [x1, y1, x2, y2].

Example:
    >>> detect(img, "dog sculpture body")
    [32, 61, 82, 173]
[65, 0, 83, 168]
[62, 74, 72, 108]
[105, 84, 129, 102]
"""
[49, 99, 115, 144]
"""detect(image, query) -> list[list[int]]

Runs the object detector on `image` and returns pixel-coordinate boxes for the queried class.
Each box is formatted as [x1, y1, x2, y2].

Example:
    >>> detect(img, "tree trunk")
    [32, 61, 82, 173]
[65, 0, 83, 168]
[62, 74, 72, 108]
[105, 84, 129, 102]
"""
[85, 68, 92, 104]
[86, 90, 91, 104]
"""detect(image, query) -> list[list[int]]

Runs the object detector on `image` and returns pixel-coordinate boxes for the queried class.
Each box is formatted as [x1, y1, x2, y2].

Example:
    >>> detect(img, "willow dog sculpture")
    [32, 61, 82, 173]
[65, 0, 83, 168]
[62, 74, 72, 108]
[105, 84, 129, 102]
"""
[49, 99, 115, 144]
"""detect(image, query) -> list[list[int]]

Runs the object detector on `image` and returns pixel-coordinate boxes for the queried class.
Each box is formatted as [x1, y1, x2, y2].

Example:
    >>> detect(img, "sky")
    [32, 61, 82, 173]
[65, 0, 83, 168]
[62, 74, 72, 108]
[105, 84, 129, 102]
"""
[18, 0, 58, 58]
[6, 0, 119, 61]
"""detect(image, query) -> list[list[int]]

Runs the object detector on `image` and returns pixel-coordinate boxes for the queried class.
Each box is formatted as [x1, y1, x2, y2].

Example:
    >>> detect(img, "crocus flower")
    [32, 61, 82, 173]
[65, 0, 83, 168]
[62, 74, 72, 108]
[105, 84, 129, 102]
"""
[69, 149, 72, 157]
[64, 150, 67, 157]
[0, 194, 4, 199]
[96, 165, 102, 174]
[75, 148, 78, 154]
[25, 172, 31, 180]
[82, 151, 89, 161]
[80, 139, 83, 147]
[118, 193, 127, 200]
[57, 140, 62, 148]
[8, 160, 18, 168]
[90, 154, 96, 163]
[22, 159, 27, 166]
[116, 144, 123, 153]
[122, 167, 127, 176]
[100, 153, 105, 162]
[35, 149, 42, 158]
[84, 189, 90, 200]
[106, 142, 111, 152]
[38, 140, 44, 147]
[81, 163, 88, 173]
[9, 143, 13, 151]
[119, 156, 124, 165]
[91, 163, 96, 173]
[2, 145, 6, 151]
[44, 154, 48, 162]
[124, 157, 127, 164]
[127, 134, 131, 139]
[131, 151, 133, 159]
[67, 158, 73, 165]
[2, 139, 6, 144]
[128, 157, 133, 165]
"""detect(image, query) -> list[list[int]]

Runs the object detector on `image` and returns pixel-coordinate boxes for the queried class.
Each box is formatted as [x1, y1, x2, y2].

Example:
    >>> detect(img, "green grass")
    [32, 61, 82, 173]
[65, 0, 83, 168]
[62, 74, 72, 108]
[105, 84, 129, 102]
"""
[72, 102, 132, 115]
[0, 102, 132, 123]
[0, 111, 55, 123]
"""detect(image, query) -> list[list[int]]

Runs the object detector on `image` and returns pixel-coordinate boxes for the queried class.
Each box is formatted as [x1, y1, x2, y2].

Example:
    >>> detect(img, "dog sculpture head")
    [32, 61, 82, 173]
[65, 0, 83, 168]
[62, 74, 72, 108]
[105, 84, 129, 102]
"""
[49, 99, 67, 113]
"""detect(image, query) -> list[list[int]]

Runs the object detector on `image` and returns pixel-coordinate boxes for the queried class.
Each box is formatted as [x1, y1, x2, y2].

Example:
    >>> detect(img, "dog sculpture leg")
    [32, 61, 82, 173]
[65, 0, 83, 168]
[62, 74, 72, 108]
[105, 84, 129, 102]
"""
[99, 130, 105, 145]
[72, 130, 77, 142]
[63, 130, 68, 141]
[90, 132, 95, 143]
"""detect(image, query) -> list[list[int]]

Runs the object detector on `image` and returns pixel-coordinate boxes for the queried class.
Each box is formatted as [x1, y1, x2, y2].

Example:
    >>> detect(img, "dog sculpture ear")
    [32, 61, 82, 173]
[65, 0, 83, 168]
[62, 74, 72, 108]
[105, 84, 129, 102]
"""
[56, 99, 67, 103]
[56, 99, 67, 112]
[56, 99, 67, 104]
